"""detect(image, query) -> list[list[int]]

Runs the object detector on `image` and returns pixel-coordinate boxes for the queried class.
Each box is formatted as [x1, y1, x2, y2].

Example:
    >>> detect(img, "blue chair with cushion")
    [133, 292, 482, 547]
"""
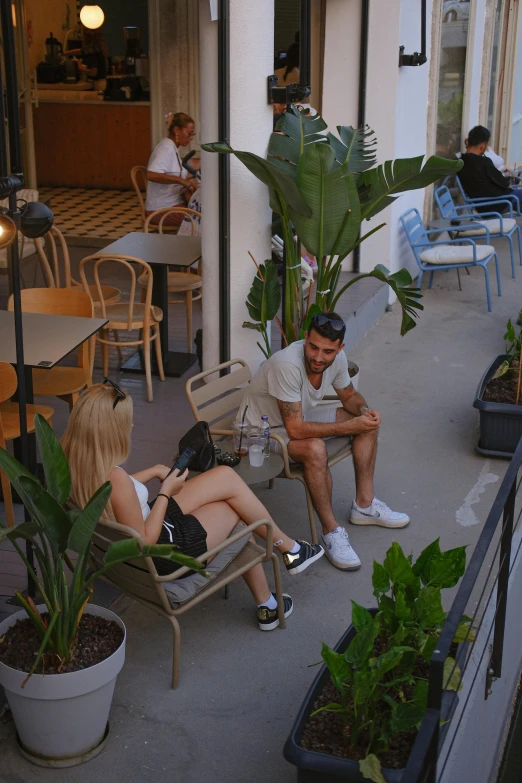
[400, 208, 501, 312]
[434, 185, 521, 279]
[442, 174, 522, 217]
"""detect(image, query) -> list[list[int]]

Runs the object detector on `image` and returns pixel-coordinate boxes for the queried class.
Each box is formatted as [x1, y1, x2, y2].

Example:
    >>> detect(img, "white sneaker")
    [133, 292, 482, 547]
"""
[349, 497, 410, 528]
[321, 527, 361, 570]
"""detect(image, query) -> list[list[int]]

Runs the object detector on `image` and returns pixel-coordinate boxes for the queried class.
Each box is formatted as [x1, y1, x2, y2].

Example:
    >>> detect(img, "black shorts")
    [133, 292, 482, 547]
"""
[151, 496, 207, 577]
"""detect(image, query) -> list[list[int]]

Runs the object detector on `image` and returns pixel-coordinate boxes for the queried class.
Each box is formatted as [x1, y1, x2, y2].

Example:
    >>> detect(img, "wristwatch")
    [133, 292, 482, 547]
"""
[359, 406, 370, 415]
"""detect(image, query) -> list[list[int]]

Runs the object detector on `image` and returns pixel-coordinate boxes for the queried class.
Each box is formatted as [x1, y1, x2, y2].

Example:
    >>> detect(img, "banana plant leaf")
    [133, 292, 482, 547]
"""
[244, 259, 281, 326]
[17, 474, 72, 553]
[358, 155, 464, 220]
[289, 143, 361, 259]
[66, 481, 113, 555]
[200, 141, 311, 218]
[268, 107, 328, 178]
[35, 414, 71, 506]
[330, 264, 423, 335]
[327, 125, 378, 177]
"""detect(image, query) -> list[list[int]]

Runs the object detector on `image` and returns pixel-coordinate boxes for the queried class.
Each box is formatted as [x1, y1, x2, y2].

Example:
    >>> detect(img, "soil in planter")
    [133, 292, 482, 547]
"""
[0, 614, 123, 675]
[300, 646, 428, 770]
[483, 365, 521, 405]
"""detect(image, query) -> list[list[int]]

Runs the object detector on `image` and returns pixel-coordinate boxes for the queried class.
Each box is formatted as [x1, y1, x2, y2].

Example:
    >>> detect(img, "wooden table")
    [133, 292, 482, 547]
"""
[96, 233, 202, 378]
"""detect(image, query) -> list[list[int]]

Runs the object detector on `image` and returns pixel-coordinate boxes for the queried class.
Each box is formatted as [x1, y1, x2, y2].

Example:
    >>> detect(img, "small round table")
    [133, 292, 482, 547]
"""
[216, 439, 283, 486]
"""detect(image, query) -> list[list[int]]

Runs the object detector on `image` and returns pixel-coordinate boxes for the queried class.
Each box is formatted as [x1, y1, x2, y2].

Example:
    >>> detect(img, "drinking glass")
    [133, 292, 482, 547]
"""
[248, 435, 265, 467]
[232, 422, 249, 457]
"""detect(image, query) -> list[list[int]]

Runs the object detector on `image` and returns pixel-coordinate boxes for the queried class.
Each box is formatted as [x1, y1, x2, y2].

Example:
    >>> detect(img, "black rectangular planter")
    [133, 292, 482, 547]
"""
[283, 614, 459, 783]
[474, 355, 522, 459]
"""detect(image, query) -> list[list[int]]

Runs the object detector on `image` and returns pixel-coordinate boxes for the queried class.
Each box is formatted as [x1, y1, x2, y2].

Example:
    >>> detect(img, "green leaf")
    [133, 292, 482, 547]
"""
[267, 106, 328, 178]
[345, 618, 379, 667]
[358, 155, 464, 219]
[66, 481, 112, 554]
[453, 621, 475, 643]
[0, 520, 39, 543]
[34, 413, 71, 506]
[289, 144, 361, 258]
[353, 668, 378, 705]
[0, 446, 36, 501]
[369, 646, 415, 679]
[351, 601, 373, 632]
[493, 360, 511, 379]
[201, 142, 311, 217]
[359, 754, 386, 783]
[372, 561, 390, 595]
[331, 125, 377, 176]
[321, 642, 352, 692]
[413, 680, 429, 711]
[383, 542, 419, 588]
[390, 701, 426, 733]
[421, 633, 439, 662]
[244, 260, 281, 326]
[310, 701, 347, 718]
[395, 587, 412, 621]
[17, 475, 71, 553]
[414, 586, 445, 628]
[443, 657, 462, 691]
[413, 539, 441, 580]
[425, 547, 467, 589]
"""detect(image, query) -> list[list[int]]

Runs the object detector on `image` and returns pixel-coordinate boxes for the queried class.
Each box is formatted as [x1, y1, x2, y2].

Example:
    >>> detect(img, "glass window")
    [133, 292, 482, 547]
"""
[487, 0, 504, 134]
[435, 0, 471, 158]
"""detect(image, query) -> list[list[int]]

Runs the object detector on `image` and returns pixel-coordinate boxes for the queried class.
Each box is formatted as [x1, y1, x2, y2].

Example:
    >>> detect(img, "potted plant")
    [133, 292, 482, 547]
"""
[283, 539, 471, 782]
[0, 415, 203, 767]
[474, 315, 522, 458]
[204, 107, 463, 344]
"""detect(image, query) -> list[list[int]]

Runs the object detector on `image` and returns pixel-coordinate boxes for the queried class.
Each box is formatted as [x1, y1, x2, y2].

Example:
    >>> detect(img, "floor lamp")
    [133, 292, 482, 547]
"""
[0, 0, 54, 593]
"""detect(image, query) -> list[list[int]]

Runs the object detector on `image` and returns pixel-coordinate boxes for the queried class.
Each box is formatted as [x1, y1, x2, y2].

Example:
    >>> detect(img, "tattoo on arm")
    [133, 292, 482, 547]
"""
[277, 400, 302, 424]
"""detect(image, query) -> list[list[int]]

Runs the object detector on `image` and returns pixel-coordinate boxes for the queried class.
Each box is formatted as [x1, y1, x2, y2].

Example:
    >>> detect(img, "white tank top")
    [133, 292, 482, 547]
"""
[117, 467, 150, 520]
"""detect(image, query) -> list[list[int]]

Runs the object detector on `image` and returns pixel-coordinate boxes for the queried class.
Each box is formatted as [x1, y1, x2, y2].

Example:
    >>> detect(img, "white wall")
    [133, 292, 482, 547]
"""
[199, 0, 274, 373]
[321, 0, 361, 130]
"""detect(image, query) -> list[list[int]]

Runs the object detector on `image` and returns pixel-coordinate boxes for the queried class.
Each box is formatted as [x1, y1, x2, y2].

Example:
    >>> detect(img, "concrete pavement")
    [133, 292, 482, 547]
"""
[1, 234, 520, 783]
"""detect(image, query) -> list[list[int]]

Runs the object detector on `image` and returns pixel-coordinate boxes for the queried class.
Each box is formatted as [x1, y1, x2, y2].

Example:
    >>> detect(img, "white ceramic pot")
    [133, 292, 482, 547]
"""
[0, 604, 125, 768]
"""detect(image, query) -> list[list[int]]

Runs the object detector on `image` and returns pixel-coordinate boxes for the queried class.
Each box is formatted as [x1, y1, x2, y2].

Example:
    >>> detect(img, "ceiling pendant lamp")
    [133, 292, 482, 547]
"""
[80, 3, 105, 30]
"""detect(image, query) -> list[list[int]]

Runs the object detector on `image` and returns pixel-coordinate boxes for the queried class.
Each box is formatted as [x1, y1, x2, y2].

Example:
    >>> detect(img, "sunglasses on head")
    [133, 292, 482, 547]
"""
[310, 314, 346, 335]
[103, 377, 126, 409]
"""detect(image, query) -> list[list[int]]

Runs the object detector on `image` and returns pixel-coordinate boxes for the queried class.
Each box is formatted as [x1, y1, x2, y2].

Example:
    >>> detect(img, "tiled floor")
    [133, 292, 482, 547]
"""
[39, 187, 142, 240]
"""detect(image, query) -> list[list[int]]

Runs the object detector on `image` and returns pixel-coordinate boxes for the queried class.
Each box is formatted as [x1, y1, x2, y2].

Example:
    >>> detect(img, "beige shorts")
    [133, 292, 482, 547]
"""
[271, 404, 352, 462]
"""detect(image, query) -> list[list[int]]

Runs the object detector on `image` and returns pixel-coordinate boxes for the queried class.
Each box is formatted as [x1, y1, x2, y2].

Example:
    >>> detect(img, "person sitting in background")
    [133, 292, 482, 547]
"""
[145, 112, 199, 227]
[61, 383, 324, 631]
[459, 125, 522, 213]
[78, 27, 107, 84]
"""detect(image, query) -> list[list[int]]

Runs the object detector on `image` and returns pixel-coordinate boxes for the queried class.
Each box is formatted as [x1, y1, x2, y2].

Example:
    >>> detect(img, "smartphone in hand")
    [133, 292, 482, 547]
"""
[166, 447, 196, 477]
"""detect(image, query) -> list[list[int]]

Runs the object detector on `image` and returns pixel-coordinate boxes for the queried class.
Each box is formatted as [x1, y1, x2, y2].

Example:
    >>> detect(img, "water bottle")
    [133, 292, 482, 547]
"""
[261, 415, 270, 459]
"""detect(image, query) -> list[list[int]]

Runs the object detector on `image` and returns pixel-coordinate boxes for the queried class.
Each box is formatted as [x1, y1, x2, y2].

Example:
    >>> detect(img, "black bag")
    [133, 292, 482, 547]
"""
[178, 421, 216, 472]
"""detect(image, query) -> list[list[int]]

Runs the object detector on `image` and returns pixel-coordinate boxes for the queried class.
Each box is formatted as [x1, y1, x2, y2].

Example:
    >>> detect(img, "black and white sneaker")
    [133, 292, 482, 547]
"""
[257, 593, 293, 631]
[283, 540, 324, 575]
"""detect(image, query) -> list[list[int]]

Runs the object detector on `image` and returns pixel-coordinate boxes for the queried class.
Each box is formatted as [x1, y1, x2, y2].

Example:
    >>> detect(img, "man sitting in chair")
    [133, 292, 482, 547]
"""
[237, 313, 409, 571]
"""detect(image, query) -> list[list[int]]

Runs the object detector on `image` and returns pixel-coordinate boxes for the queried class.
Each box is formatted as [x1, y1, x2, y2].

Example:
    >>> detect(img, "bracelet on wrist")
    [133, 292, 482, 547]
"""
[157, 492, 170, 502]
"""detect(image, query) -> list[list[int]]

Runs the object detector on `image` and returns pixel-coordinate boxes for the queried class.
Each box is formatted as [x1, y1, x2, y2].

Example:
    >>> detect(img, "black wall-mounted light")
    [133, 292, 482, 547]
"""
[399, 0, 427, 67]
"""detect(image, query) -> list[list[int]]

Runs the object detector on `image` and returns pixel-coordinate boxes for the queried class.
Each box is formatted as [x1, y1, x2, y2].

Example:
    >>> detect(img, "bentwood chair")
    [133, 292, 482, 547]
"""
[35, 225, 121, 306]
[185, 359, 353, 545]
[7, 288, 94, 412]
[0, 362, 54, 527]
[130, 166, 183, 234]
[434, 185, 522, 279]
[80, 254, 164, 402]
[90, 515, 285, 688]
[400, 207, 501, 312]
[138, 207, 203, 353]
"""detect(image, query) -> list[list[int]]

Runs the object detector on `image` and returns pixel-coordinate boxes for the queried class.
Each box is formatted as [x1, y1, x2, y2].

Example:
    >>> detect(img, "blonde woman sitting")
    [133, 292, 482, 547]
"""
[61, 382, 324, 630]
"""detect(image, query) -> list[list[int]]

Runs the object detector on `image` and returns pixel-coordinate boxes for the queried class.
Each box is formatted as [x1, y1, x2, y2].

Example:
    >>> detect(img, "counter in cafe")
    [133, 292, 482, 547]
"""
[34, 90, 151, 189]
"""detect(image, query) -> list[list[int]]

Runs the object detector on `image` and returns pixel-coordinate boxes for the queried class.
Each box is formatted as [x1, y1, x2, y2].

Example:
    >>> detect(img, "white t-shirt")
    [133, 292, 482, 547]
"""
[145, 137, 187, 211]
[237, 340, 351, 430]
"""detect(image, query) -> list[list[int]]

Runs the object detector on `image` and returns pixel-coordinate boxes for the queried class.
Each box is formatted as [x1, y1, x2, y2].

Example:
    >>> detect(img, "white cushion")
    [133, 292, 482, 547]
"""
[454, 218, 516, 236]
[419, 244, 495, 265]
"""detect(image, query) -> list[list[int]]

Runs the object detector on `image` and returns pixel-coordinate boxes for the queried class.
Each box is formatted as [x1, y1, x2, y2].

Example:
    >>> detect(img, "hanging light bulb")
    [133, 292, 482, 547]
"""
[0, 211, 17, 249]
[80, 3, 104, 30]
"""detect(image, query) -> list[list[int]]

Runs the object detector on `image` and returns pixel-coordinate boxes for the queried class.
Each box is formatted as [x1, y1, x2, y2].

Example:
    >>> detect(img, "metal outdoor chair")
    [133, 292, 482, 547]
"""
[434, 185, 522, 279]
[443, 174, 522, 217]
[400, 208, 501, 312]
[138, 207, 203, 353]
[35, 225, 122, 306]
[7, 288, 95, 412]
[0, 362, 54, 527]
[79, 254, 164, 402]
[90, 515, 286, 688]
[185, 358, 353, 545]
